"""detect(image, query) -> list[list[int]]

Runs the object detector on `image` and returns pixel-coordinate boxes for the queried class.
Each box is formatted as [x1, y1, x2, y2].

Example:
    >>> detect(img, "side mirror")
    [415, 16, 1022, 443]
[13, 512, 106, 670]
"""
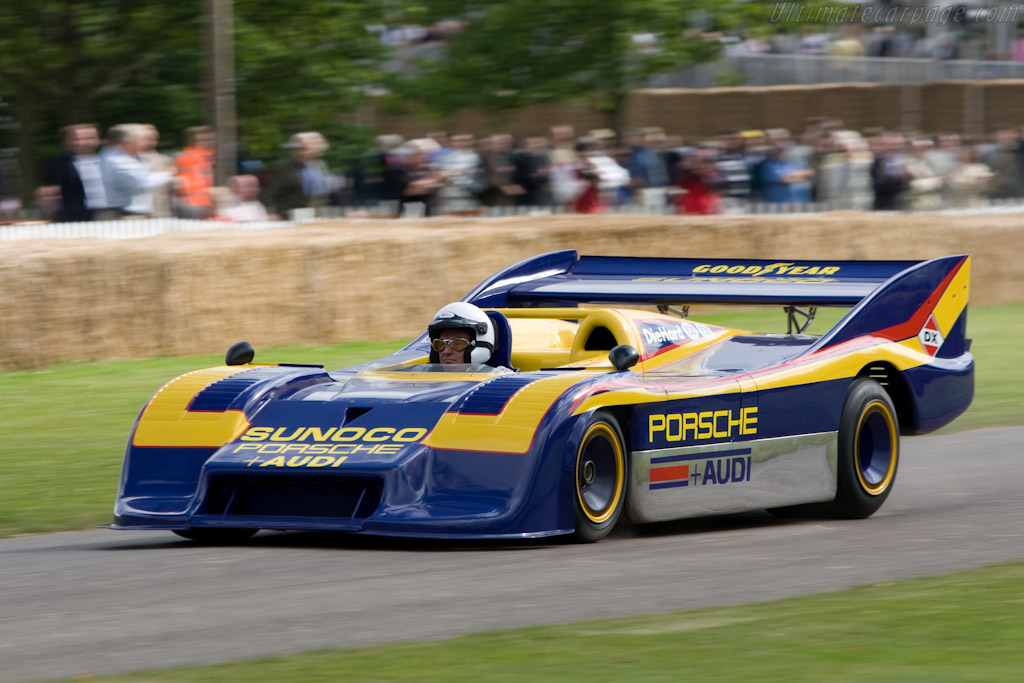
[608, 344, 640, 372]
[225, 341, 255, 366]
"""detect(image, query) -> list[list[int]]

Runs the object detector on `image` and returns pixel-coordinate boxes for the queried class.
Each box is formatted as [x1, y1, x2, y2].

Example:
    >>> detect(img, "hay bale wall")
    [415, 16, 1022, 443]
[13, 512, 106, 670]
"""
[1, 213, 1021, 370]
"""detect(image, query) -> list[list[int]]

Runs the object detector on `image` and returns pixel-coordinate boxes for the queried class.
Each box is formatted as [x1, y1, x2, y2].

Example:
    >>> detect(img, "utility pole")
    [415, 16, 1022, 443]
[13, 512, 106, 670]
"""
[205, 0, 237, 185]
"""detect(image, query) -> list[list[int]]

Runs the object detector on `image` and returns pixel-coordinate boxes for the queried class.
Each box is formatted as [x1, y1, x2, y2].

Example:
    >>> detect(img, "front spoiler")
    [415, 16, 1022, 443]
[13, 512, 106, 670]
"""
[105, 520, 571, 540]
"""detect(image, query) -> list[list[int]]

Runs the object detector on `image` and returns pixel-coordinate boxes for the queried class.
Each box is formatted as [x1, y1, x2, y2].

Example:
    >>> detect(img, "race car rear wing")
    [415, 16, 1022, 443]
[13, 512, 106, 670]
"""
[467, 250, 971, 357]
[467, 251, 922, 308]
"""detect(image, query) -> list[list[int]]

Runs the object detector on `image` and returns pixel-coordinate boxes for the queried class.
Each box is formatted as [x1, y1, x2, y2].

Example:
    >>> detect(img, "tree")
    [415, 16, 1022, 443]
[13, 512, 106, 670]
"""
[394, 0, 732, 131]
[231, 1, 385, 165]
[0, 1, 386, 202]
[393, 0, 840, 131]
[0, 1, 199, 198]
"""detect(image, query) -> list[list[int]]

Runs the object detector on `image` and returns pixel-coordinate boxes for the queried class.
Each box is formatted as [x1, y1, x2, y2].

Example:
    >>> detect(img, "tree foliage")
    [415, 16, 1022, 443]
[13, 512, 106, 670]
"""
[0, 1, 198, 126]
[394, 0, 737, 123]
[0, 0, 835, 197]
[0, 1, 200, 188]
[393, 0, 840, 127]
[232, 1, 384, 162]
[0, 1, 385, 196]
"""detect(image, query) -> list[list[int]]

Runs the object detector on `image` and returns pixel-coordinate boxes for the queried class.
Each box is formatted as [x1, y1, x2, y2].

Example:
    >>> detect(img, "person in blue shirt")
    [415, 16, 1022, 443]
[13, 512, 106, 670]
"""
[760, 142, 814, 203]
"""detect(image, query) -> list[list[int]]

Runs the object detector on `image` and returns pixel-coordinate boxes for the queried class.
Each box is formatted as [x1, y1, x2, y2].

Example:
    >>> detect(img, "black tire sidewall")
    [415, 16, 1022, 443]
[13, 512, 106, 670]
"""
[835, 378, 900, 518]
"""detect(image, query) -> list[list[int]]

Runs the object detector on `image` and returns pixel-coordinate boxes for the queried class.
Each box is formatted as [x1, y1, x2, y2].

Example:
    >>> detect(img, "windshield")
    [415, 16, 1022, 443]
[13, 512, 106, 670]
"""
[385, 362, 512, 375]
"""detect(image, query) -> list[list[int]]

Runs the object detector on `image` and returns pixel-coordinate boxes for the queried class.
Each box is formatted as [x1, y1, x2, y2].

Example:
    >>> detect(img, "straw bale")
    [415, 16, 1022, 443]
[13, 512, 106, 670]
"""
[1, 213, 1021, 370]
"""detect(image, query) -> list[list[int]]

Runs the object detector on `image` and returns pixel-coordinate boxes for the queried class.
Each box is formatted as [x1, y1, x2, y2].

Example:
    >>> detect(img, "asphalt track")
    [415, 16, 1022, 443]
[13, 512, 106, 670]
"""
[2, 427, 1022, 682]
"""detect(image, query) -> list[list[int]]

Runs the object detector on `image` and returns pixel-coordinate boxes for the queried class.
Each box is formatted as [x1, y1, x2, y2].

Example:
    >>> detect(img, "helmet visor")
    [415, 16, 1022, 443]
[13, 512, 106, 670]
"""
[430, 338, 474, 353]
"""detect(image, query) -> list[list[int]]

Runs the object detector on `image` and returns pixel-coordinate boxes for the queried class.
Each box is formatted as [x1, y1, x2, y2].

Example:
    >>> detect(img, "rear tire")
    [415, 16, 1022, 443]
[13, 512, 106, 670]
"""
[832, 378, 900, 518]
[573, 412, 628, 542]
[173, 528, 259, 544]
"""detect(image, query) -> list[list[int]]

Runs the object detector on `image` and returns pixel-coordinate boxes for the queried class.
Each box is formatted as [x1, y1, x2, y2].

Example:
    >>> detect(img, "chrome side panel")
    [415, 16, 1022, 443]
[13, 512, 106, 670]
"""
[628, 432, 837, 523]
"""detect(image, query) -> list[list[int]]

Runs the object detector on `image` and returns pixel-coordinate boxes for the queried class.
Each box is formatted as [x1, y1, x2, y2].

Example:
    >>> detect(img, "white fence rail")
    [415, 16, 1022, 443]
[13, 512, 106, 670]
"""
[5, 199, 1024, 241]
[0, 217, 296, 241]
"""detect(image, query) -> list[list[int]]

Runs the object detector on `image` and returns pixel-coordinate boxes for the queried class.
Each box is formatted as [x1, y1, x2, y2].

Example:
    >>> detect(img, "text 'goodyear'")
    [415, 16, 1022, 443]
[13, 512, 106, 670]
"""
[692, 262, 840, 277]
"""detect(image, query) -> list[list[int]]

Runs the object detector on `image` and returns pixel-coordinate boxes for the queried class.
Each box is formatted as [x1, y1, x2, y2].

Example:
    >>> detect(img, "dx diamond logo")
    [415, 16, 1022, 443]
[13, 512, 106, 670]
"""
[918, 314, 944, 356]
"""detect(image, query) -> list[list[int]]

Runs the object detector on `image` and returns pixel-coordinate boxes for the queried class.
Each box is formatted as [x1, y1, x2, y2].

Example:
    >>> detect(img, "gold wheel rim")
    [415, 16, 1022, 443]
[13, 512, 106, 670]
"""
[575, 422, 625, 523]
[854, 400, 898, 495]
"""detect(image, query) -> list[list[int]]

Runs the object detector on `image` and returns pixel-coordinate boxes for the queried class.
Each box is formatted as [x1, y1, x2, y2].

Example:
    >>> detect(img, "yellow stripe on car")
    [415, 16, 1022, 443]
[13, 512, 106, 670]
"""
[423, 372, 600, 453]
[925, 256, 971, 353]
[132, 366, 260, 448]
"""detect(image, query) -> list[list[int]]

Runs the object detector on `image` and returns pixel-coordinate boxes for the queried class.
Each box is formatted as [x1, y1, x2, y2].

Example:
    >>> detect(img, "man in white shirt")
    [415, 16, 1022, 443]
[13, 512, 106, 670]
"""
[100, 125, 172, 218]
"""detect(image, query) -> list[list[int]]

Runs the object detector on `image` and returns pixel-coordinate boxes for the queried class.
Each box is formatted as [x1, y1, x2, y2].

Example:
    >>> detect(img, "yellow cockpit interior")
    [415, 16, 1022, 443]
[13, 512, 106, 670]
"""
[496, 308, 643, 371]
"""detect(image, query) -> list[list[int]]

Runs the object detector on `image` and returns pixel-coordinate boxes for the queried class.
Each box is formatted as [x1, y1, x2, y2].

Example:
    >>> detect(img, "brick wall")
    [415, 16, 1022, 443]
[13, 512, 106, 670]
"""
[364, 81, 1024, 140]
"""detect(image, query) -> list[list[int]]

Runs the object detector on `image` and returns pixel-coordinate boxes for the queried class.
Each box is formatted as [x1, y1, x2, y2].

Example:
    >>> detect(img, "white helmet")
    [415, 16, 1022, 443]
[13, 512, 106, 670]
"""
[427, 302, 494, 364]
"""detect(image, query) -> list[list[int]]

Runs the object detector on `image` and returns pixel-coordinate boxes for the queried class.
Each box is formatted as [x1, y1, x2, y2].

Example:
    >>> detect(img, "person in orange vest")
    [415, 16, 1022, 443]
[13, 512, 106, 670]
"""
[174, 126, 216, 219]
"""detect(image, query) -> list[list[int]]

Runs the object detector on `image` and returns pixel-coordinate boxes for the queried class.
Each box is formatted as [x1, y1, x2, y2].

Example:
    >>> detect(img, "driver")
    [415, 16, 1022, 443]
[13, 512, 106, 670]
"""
[427, 302, 495, 367]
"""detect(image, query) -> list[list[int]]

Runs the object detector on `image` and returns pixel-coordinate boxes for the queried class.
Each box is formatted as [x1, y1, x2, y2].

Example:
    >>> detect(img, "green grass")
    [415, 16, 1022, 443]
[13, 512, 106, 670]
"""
[1, 305, 1021, 539]
[0, 341, 407, 538]
[5, 306, 1022, 682]
[50, 559, 1024, 682]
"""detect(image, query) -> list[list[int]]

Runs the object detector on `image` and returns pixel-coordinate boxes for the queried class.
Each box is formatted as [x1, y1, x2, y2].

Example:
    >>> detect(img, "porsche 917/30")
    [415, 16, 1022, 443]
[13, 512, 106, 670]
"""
[110, 250, 973, 542]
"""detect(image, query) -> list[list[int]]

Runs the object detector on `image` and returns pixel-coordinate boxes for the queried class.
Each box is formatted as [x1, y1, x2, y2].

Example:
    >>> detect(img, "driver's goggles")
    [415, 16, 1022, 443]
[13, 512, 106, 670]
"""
[430, 338, 474, 352]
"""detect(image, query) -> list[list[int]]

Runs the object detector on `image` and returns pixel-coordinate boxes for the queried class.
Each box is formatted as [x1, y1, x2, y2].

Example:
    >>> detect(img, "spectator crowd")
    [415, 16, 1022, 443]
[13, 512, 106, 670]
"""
[20, 116, 1024, 225]
[718, 24, 987, 62]
[330, 119, 1024, 217]
[39, 123, 220, 223]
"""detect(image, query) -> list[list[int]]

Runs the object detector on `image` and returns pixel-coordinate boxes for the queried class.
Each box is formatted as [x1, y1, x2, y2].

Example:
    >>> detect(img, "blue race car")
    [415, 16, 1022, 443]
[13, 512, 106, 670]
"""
[111, 250, 973, 542]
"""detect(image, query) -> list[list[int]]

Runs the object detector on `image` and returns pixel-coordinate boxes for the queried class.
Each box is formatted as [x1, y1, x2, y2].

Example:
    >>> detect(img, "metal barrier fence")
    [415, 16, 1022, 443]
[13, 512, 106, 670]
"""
[649, 54, 1024, 89]
[0, 217, 295, 241]
[5, 199, 1024, 240]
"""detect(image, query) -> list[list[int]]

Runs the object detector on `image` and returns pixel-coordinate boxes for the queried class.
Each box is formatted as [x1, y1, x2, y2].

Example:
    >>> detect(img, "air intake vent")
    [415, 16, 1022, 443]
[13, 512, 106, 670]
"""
[345, 406, 372, 424]
[459, 374, 537, 414]
[204, 476, 382, 519]
[867, 365, 891, 387]
[187, 367, 288, 411]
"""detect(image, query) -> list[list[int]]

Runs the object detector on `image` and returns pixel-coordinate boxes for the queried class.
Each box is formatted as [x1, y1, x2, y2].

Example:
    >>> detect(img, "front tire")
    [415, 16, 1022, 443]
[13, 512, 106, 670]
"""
[573, 412, 628, 542]
[832, 378, 900, 518]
